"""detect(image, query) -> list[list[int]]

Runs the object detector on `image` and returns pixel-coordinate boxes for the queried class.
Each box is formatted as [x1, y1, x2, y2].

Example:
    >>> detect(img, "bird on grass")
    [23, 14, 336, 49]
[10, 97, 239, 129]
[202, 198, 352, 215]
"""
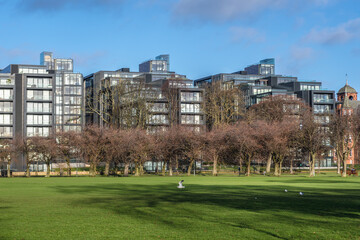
[284, 189, 288, 192]
[177, 180, 185, 189]
[299, 192, 304, 196]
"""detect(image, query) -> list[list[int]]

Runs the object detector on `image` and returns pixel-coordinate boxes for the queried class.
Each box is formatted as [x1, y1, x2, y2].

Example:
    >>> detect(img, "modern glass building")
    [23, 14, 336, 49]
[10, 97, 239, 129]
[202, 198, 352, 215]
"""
[0, 52, 84, 171]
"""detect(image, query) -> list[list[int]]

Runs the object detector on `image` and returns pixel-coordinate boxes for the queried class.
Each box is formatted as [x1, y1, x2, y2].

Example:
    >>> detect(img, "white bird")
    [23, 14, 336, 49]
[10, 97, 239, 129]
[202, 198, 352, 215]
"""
[177, 180, 185, 189]
[284, 189, 288, 192]
[254, 197, 257, 200]
[299, 192, 304, 196]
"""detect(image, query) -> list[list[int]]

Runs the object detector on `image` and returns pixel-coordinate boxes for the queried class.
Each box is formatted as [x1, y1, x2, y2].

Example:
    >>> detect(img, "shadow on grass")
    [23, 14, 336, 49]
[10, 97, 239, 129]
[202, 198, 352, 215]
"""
[51, 181, 360, 239]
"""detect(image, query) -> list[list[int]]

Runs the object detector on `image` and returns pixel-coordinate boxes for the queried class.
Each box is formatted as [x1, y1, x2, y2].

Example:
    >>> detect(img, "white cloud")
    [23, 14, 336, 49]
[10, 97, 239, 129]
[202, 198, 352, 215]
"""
[229, 26, 265, 43]
[304, 18, 360, 44]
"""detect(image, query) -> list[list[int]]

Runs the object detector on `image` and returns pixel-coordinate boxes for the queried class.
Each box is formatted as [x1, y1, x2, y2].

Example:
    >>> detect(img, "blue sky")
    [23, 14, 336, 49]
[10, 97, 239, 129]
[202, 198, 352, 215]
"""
[0, 0, 359, 92]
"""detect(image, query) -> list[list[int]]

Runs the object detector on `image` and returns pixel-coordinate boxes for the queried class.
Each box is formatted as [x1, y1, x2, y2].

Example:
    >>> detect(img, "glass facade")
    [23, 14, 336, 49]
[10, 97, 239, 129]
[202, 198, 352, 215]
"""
[0, 127, 12, 137]
[300, 84, 320, 90]
[0, 102, 13, 112]
[0, 89, 13, 100]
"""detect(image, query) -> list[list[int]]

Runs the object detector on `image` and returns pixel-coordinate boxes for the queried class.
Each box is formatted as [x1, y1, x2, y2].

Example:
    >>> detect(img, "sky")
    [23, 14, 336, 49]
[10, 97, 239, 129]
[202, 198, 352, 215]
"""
[0, 0, 359, 92]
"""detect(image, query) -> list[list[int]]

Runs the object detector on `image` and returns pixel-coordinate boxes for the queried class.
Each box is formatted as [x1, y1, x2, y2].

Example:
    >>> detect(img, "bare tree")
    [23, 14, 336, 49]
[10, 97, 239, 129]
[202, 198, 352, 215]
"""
[297, 111, 327, 177]
[0, 139, 12, 177]
[12, 135, 34, 177]
[76, 125, 107, 177]
[203, 125, 229, 176]
[329, 112, 360, 177]
[56, 130, 79, 176]
[204, 81, 245, 130]
[31, 136, 58, 177]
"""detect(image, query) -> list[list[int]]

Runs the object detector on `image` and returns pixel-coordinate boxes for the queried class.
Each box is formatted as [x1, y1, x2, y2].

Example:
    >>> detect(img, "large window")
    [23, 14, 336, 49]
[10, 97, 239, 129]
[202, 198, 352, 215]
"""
[64, 96, 81, 105]
[149, 103, 168, 113]
[64, 106, 81, 115]
[181, 104, 201, 113]
[64, 86, 81, 95]
[27, 90, 52, 101]
[147, 115, 169, 124]
[27, 115, 52, 125]
[313, 105, 331, 114]
[0, 102, 13, 112]
[0, 77, 14, 86]
[300, 84, 320, 91]
[181, 115, 203, 125]
[64, 116, 81, 124]
[0, 89, 13, 100]
[63, 125, 81, 132]
[64, 74, 81, 85]
[27, 102, 52, 113]
[19, 67, 47, 74]
[0, 114, 13, 124]
[27, 77, 52, 88]
[0, 127, 12, 137]
[26, 127, 51, 137]
[314, 94, 333, 103]
[181, 92, 202, 102]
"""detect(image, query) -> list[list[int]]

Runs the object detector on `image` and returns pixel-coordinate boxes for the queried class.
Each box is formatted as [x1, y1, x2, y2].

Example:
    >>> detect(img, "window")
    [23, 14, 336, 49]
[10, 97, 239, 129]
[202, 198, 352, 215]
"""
[27, 77, 52, 88]
[181, 104, 201, 113]
[0, 127, 12, 137]
[0, 114, 12, 124]
[147, 115, 169, 124]
[0, 102, 13, 112]
[149, 103, 167, 113]
[27, 90, 52, 101]
[181, 92, 202, 101]
[64, 96, 82, 105]
[27, 103, 52, 113]
[26, 127, 51, 137]
[0, 89, 13, 100]
[64, 86, 82, 95]
[313, 105, 331, 113]
[181, 115, 203, 124]
[0, 77, 14, 86]
[27, 115, 52, 125]
[64, 116, 81, 124]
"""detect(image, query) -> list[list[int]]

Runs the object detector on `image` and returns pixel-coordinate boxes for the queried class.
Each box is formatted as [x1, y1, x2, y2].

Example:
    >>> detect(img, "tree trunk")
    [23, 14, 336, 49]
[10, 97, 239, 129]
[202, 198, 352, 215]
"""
[341, 159, 347, 178]
[89, 162, 93, 176]
[187, 159, 194, 176]
[290, 158, 294, 175]
[212, 155, 218, 176]
[317, 158, 321, 175]
[239, 159, 242, 173]
[175, 156, 179, 174]
[266, 153, 272, 173]
[26, 162, 30, 178]
[309, 153, 316, 177]
[274, 160, 283, 176]
[124, 162, 129, 177]
[66, 157, 71, 176]
[105, 161, 110, 176]
[246, 157, 251, 176]
[337, 158, 341, 175]
[169, 167, 173, 176]
[140, 163, 144, 176]
[46, 161, 51, 178]
[134, 162, 140, 176]
[7, 160, 11, 178]
[162, 161, 166, 176]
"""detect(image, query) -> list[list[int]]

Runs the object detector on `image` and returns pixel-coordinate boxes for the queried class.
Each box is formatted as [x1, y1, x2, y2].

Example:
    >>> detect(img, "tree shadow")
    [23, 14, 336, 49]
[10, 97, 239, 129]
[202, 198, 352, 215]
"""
[51, 181, 360, 239]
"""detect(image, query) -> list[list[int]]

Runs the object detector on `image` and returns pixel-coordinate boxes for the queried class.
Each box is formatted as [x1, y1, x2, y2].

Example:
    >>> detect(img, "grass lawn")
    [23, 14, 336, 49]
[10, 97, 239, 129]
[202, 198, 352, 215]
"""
[0, 175, 359, 240]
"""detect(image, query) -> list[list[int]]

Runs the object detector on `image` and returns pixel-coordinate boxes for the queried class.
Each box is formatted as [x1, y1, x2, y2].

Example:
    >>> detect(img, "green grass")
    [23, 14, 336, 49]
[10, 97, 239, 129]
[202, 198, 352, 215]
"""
[0, 175, 359, 240]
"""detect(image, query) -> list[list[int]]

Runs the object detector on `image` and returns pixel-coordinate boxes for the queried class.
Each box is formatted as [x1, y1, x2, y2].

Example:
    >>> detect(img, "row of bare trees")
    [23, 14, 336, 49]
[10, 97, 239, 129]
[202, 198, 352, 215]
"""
[1, 96, 358, 178]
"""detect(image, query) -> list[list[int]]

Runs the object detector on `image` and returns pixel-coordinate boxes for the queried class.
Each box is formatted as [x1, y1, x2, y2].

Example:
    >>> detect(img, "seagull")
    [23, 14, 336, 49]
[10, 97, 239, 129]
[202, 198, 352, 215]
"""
[177, 180, 185, 189]
[299, 192, 304, 196]
[284, 189, 288, 192]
